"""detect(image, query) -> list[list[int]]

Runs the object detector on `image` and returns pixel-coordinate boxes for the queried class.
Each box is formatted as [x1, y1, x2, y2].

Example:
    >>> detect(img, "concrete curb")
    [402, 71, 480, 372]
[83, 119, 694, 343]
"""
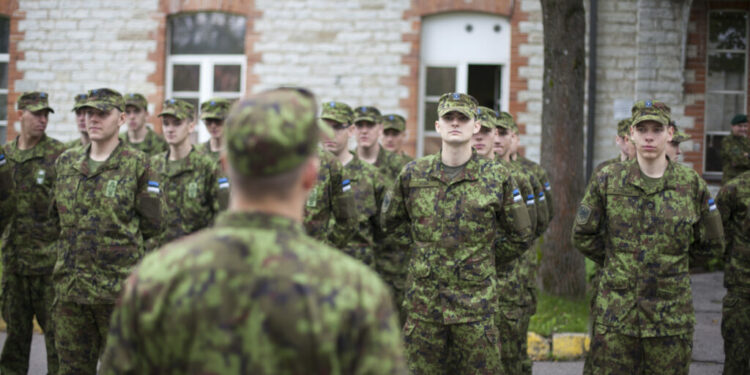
[528, 332, 590, 360]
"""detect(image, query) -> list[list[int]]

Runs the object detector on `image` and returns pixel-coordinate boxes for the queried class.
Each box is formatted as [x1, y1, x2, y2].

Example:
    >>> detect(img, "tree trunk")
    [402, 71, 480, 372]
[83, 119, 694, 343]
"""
[539, 0, 587, 297]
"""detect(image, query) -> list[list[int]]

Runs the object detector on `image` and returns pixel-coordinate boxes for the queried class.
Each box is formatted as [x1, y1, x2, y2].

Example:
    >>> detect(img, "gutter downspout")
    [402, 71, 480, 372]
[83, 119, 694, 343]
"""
[585, 0, 598, 182]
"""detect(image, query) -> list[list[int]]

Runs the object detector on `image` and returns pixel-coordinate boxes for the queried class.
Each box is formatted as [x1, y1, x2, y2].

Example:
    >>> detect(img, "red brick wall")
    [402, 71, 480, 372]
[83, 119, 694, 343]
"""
[149, 0, 259, 134]
[3, 0, 21, 141]
[401, 0, 524, 157]
[684, 0, 750, 176]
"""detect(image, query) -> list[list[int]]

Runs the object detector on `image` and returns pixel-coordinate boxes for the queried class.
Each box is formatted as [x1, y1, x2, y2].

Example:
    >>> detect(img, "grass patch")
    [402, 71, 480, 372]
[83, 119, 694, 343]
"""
[529, 291, 590, 337]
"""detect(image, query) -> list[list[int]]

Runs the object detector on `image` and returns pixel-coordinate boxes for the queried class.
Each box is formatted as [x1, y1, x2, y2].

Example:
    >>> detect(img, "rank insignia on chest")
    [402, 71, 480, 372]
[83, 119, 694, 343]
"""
[0, 154, 6, 166]
[188, 182, 198, 198]
[36, 169, 46, 184]
[147, 180, 160, 194]
[513, 188, 522, 203]
[218, 177, 229, 189]
[342, 179, 352, 193]
[105, 180, 117, 197]
[306, 186, 318, 207]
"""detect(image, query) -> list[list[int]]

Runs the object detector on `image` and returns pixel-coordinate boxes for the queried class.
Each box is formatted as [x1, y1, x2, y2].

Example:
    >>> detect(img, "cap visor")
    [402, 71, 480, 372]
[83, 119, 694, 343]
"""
[438, 108, 475, 120]
[632, 114, 667, 126]
[352, 116, 377, 123]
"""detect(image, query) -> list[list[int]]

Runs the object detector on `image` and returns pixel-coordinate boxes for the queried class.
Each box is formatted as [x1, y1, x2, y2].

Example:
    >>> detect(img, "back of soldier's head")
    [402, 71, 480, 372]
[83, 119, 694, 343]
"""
[224, 87, 321, 199]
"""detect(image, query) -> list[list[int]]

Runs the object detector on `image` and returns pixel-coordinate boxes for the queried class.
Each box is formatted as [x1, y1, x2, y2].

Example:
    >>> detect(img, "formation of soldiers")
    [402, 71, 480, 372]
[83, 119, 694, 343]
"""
[0, 86, 747, 375]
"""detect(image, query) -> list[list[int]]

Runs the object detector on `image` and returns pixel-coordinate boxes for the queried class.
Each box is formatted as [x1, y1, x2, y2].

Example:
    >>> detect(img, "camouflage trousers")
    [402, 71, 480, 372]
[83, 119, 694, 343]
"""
[0, 273, 57, 375]
[403, 317, 501, 375]
[341, 243, 375, 267]
[495, 305, 524, 375]
[589, 325, 692, 375]
[721, 291, 750, 375]
[53, 301, 114, 375]
[583, 265, 602, 375]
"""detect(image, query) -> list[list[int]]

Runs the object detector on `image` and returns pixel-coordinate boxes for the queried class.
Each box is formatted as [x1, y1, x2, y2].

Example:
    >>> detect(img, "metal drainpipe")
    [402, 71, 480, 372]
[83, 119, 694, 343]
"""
[585, 0, 598, 182]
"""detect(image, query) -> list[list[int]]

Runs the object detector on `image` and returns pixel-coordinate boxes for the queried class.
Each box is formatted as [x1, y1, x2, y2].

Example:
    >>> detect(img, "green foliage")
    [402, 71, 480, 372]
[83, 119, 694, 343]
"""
[529, 291, 590, 337]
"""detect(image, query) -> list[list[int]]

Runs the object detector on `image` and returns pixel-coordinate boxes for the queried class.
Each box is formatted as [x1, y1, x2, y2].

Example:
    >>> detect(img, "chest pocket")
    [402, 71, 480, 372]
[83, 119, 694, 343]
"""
[408, 180, 441, 242]
[605, 188, 641, 239]
[659, 190, 698, 255]
[456, 185, 496, 243]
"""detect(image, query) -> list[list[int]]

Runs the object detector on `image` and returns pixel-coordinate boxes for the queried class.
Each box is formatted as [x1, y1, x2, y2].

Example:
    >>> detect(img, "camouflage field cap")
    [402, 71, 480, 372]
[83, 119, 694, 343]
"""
[159, 98, 194, 121]
[672, 129, 691, 143]
[17, 92, 55, 113]
[80, 88, 125, 112]
[224, 87, 321, 177]
[437, 92, 478, 119]
[352, 106, 381, 124]
[200, 98, 232, 121]
[497, 111, 518, 133]
[320, 101, 353, 125]
[124, 93, 148, 110]
[476, 106, 499, 129]
[382, 114, 406, 132]
[72, 93, 88, 112]
[617, 118, 631, 137]
[631, 100, 670, 127]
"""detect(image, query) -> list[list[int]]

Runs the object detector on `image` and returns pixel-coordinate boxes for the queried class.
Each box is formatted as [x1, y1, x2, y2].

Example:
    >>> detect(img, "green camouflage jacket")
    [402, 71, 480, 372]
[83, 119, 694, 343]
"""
[340, 152, 386, 266]
[592, 156, 621, 178]
[51, 141, 163, 304]
[194, 140, 221, 164]
[150, 148, 227, 248]
[720, 134, 750, 184]
[716, 171, 750, 295]
[63, 138, 89, 151]
[99, 211, 407, 375]
[382, 151, 533, 324]
[0, 144, 14, 231]
[1, 135, 66, 275]
[119, 128, 168, 156]
[374, 147, 407, 183]
[517, 155, 554, 221]
[304, 148, 356, 248]
[573, 159, 724, 337]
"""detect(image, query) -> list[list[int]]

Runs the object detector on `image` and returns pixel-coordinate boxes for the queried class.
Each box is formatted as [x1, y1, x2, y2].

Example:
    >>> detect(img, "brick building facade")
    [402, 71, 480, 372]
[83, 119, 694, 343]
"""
[1, 0, 747, 182]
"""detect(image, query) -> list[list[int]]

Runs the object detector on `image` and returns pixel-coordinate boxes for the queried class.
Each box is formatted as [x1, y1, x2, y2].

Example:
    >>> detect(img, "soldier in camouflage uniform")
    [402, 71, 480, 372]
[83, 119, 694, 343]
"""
[353, 106, 406, 182]
[381, 113, 413, 169]
[666, 121, 691, 163]
[51, 88, 163, 375]
[195, 97, 231, 164]
[492, 109, 549, 375]
[720, 114, 750, 184]
[715, 170, 750, 375]
[99, 87, 407, 374]
[584, 117, 636, 375]
[0, 92, 65, 375]
[64, 93, 91, 150]
[151, 99, 226, 248]
[382, 92, 533, 374]
[119, 93, 168, 156]
[0, 144, 13, 231]
[573, 100, 725, 375]
[320, 101, 386, 267]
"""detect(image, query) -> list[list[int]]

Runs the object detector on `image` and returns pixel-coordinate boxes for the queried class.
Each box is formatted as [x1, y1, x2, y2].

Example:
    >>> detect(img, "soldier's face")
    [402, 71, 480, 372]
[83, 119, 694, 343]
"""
[125, 105, 148, 132]
[494, 127, 513, 157]
[75, 109, 87, 133]
[18, 109, 49, 138]
[510, 132, 520, 155]
[435, 111, 479, 145]
[354, 120, 382, 148]
[630, 121, 673, 161]
[471, 127, 495, 158]
[731, 122, 748, 137]
[162, 115, 195, 146]
[321, 119, 350, 156]
[204, 119, 224, 140]
[381, 129, 405, 152]
[615, 135, 635, 159]
[85, 108, 125, 142]
[666, 141, 681, 161]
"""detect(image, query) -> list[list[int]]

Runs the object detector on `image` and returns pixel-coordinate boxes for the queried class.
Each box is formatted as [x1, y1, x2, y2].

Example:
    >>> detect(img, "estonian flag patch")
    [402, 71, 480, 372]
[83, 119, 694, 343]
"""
[545, 182, 551, 191]
[708, 198, 717, 212]
[513, 188, 522, 203]
[147, 180, 160, 194]
[342, 179, 352, 192]
[218, 177, 229, 189]
[538, 191, 545, 202]
[526, 194, 535, 206]
[0, 154, 5, 166]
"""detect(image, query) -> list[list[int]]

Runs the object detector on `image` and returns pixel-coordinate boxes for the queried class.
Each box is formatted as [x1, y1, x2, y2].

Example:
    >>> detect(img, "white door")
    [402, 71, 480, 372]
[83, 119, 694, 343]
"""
[418, 13, 511, 156]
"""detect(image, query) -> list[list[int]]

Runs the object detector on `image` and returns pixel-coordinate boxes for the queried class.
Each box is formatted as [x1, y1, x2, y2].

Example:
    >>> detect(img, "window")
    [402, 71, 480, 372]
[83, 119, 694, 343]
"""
[704, 10, 748, 176]
[0, 16, 9, 144]
[166, 12, 246, 142]
[418, 13, 510, 156]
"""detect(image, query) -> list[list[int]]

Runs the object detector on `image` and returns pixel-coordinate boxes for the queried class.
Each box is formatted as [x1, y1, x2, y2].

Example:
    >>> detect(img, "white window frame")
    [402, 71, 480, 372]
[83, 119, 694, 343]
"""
[704, 9, 749, 177]
[0, 51, 8, 129]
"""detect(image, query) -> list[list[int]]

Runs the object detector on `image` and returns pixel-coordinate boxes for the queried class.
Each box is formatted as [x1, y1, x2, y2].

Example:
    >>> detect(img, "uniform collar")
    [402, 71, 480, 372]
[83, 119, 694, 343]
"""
[7, 134, 52, 162]
[428, 149, 481, 184]
[625, 158, 678, 194]
[157, 147, 199, 177]
[73, 139, 125, 177]
[214, 211, 305, 234]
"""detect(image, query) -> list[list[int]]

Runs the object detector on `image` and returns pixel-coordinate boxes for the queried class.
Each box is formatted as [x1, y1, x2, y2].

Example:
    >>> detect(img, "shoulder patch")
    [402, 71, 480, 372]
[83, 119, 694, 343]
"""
[218, 177, 229, 189]
[576, 204, 592, 225]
